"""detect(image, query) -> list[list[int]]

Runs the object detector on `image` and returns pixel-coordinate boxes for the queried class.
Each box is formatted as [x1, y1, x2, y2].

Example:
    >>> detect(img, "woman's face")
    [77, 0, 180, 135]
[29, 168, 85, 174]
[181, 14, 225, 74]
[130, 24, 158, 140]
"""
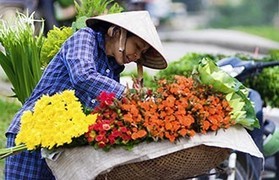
[114, 35, 150, 65]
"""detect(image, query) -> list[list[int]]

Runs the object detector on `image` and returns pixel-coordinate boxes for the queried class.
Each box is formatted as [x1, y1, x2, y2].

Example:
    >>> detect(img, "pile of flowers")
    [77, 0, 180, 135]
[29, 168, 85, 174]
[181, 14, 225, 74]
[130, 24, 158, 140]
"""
[85, 75, 235, 150]
[1, 57, 260, 157]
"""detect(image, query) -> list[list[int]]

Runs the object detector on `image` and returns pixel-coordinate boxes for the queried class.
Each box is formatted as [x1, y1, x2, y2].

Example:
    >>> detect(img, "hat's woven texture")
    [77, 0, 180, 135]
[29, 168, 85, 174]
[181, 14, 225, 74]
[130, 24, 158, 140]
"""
[96, 145, 230, 180]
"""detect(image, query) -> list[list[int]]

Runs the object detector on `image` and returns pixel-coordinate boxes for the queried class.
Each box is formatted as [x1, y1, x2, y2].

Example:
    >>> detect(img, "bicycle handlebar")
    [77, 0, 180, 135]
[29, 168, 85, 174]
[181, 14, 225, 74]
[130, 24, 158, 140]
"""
[217, 57, 279, 82]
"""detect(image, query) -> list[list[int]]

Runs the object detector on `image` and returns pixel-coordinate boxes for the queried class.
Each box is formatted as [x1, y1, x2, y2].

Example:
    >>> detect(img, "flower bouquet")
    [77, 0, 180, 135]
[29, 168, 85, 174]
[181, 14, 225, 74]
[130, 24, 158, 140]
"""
[0, 90, 97, 159]
[0, 58, 261, 179]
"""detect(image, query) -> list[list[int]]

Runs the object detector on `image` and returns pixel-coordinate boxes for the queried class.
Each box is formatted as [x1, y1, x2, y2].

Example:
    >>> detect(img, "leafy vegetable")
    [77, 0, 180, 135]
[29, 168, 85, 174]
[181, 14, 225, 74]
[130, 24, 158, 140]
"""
[245, 62, 279, 107]
[40, 26, 73, 68]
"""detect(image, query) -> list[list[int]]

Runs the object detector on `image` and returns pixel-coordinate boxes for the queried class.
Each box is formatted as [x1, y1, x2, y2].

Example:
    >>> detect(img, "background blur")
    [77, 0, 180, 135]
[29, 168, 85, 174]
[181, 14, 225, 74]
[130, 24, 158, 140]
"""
[117, 0, 279, 30]
[0, 0, 278, 32]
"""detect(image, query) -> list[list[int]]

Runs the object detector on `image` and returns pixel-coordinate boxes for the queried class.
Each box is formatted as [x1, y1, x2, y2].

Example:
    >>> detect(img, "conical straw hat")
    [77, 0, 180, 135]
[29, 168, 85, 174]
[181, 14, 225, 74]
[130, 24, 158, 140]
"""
[86, 11, 168, 70]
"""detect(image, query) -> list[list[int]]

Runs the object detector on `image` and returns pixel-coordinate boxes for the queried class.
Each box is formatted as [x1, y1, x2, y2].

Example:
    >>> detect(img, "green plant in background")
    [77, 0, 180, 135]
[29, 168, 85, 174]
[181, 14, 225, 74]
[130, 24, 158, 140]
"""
[0, 12, 44, 105]
[75, 0, 123, 18]
[0, 98, 20, 179]
[232, 26, 279, 43]
[141, 53, 224, 90]
[40, 26, 74, 68]
[269, 49, 279, 59]
[121, 71, 156, 89]
[233, 50, 279, 107]
[0, 99, 20, 148]
[244, 50, 279, 107]
[72, 0, 124, 31]
[208, 0, 278, 28]
[247, 66, 279, 107]
[41, 0, 124, 66]
[156, 53, 225, 80]
[57, 0, 75, 8]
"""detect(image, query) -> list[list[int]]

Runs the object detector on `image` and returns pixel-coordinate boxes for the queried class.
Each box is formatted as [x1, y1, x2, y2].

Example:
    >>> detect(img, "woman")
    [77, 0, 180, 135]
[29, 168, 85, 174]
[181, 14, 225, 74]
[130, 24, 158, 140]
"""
[5, 11, 167, 179]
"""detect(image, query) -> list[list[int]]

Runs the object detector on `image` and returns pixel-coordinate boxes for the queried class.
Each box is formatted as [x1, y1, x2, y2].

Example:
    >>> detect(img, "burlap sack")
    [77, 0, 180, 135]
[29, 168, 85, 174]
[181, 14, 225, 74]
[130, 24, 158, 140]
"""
[45, 125, 263, 180]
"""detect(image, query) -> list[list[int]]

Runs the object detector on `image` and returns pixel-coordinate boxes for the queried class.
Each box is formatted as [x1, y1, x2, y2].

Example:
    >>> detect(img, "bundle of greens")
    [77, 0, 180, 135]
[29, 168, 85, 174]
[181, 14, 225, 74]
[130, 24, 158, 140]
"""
[0, 12, 44, 104]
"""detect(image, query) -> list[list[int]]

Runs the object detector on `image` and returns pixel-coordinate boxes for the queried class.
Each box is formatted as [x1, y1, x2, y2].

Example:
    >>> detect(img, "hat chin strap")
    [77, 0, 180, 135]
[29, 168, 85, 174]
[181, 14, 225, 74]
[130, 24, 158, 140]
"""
[118, 28, 144, 88]
[118, 28, 127, 53]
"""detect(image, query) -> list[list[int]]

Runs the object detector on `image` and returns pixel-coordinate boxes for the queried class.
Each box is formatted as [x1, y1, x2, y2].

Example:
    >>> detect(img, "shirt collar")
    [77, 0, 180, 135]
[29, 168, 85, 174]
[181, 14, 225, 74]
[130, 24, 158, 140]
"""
[96, 31, 106, 52]
[96, 31, 125, 74]
[108, 56, 125, 74]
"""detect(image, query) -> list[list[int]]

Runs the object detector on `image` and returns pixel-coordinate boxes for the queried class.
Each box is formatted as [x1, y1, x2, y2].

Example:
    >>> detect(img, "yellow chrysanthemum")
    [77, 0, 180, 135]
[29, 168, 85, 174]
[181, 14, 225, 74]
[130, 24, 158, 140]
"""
[15, 90, 97, 150]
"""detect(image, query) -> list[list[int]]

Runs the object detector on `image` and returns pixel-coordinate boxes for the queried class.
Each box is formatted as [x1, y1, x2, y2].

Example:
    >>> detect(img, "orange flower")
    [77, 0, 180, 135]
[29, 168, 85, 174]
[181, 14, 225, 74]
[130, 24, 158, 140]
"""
[88, 75, 235, 150]
[131, 130, 147, 140]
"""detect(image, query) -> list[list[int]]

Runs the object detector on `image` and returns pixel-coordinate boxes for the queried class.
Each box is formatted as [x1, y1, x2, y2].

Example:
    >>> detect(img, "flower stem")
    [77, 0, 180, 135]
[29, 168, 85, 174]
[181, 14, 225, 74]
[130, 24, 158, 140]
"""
[0, 144, 27, 159]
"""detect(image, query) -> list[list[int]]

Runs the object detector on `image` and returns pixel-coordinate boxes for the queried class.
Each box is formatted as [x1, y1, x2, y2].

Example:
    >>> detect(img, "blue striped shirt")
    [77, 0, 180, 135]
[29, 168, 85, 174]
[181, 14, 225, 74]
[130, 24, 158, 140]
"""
[7, 27, 126, 134]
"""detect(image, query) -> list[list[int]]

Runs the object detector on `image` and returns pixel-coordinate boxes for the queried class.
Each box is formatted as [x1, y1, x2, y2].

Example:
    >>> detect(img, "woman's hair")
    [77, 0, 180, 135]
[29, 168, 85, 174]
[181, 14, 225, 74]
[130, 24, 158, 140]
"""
[90, 21, 132, 37]
[107, 25, 133, 38]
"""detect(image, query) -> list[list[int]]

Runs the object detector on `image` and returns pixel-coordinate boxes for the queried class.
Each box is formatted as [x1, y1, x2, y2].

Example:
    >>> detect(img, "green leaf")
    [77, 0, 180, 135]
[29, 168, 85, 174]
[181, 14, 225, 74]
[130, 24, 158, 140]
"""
[75, 0, 124, 19]
[197, 58, 259, 130]
[72, 16, 88, 31]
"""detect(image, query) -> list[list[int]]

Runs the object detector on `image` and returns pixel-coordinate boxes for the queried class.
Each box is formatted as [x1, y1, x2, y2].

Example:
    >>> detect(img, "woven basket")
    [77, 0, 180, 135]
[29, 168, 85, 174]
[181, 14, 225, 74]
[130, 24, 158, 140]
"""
[96, 145, 230, 180]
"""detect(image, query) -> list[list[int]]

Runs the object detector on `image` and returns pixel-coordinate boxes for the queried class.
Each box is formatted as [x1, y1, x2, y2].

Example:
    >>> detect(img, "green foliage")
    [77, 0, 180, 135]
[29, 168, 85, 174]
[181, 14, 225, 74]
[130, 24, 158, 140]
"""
[0, 99, 20, 148]
[244, 58, 279, 107]
[57, 0, 75, 7]
[269, 49, 279, 59]
[208, 0, 278, 28]
[121, 71, 156, 89]
[72, 0, 124, 30]
[40, 26, 74, 68]
[156, 53, 225, 80]
[232, 26, 279, 43]
[231, 52, 279, 107]
[0, 13, 44, 105]
[0, 98, 20, 179]
[75, 0, 124, 18]
[43, 0, 124, 66]
[72, 16, 88, 31]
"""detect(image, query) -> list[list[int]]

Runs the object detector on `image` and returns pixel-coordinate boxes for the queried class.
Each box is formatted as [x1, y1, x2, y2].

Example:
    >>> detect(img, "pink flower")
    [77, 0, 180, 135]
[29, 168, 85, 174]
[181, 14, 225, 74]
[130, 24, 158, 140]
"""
[102, 123, 111, 131]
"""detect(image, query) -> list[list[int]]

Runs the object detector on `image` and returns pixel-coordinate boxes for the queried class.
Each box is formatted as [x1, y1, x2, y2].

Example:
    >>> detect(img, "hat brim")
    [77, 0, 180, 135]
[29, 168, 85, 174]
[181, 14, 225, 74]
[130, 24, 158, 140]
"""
[86, 11, 168, 70]
[141, 47, 167, 69]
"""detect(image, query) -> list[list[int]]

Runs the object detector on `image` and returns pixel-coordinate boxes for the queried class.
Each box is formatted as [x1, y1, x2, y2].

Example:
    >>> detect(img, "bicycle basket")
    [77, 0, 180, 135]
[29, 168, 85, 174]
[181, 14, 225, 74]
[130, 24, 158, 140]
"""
[96, 145, 230, 180]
